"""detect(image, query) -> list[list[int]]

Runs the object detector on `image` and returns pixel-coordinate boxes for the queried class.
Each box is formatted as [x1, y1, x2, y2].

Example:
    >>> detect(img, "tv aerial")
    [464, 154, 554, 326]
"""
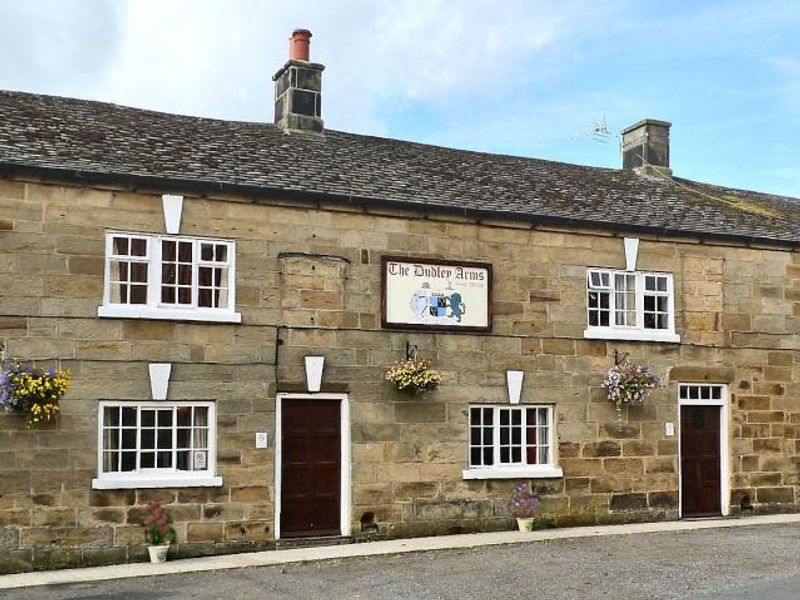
[572, 114, 617, 144]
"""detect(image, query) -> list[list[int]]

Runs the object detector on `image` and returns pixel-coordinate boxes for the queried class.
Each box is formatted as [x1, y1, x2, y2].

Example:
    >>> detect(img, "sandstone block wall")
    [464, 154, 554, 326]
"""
[0, 177, 798, 571]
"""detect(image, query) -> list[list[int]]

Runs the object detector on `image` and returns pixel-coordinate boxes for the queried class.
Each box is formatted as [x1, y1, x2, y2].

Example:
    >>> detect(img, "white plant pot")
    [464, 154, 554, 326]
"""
[147, 543, 170, 563]
[516, 517, 535, 532]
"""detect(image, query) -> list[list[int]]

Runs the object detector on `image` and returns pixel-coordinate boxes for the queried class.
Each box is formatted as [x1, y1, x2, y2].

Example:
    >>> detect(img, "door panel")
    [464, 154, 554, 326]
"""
[281, 399, 341, 538]
[680, 405, 721, 517]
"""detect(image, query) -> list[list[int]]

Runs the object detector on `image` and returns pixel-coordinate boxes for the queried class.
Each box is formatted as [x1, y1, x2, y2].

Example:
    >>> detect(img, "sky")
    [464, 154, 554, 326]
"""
[1, 0, 799, 198]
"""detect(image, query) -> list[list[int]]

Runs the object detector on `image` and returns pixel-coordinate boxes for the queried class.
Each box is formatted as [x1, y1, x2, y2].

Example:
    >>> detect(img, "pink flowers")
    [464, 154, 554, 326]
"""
[603, 358, 661, 412]
[143, 500, 176, 545]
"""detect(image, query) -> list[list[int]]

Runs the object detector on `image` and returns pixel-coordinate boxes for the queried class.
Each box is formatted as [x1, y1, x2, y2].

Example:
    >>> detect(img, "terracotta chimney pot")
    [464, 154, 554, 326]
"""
[289, 29, 312, 62]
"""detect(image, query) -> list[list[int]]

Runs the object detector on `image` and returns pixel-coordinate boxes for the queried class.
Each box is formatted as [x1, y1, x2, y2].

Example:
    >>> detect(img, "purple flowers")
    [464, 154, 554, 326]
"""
[603, 358, 661, 412]
[508, 482, 541, 519]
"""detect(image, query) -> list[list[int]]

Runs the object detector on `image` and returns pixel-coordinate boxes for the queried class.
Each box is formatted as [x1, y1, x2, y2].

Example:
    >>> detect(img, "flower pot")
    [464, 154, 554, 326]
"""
[516, 517, 535, 532]
[147, 543, 170, 563]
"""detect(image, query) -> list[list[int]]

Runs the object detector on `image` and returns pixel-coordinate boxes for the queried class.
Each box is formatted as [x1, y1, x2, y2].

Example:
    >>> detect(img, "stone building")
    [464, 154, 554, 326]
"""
[0, 30, 798, 572]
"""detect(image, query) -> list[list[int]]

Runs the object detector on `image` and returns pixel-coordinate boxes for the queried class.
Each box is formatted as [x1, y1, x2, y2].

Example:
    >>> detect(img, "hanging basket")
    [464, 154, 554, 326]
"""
[0, 359, 70, 428]
[385, 360, 442, 395]
[602, 358, 661, 414]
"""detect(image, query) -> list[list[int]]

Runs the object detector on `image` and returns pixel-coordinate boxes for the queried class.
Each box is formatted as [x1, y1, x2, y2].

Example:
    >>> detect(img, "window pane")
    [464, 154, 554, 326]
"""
[201, 244, 214, 261]
[178, 242, 193, 262]
[140, 452, 155, 468]
[500, 428, 509, 445]
[162, 263, 176, 284]
[177, 450, 191, 470]
[102, 428, 119, 452]
[130, 238, 147, 256]
[122, 407, 137, 426]
[103, 451, 118, 472]
[162, 240, 176, 261]
[130, 263, 148, 282]
[198, 288, 212, 308]
[177, 428, 192, 449]
[104, 406, 120, 427]
[121, 452, 136, 471]
[470, 428, 481, 445]
[130, 285, 147, 304]
[177, 407, 192, 426]
[215, 245, 227, 262]
[482, 428, 492, 445]
[483, 448, 493, 465]
[157, 451, 172, 468]
[141, 429, 155, 449]
[113, 237, 129, 255]
[121, 429, 136, 449]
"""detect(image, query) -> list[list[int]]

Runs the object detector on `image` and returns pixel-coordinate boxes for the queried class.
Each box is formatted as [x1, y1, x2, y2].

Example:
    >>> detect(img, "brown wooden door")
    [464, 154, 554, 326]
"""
[680, 405, 721, 517]
[280, 399, 341, 538]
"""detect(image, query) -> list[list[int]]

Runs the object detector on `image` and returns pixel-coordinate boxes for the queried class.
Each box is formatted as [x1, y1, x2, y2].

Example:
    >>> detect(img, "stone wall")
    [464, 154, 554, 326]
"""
[0, 177, 798, 572]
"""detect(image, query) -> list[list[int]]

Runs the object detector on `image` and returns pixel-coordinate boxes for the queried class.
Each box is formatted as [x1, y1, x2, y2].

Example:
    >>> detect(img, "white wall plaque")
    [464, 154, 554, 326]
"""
[506, 370, 524, 405]
[162, 194, 184, 235]
[305, 356, 325, 392]
[148, 363, 172, 401]
[624, 237, 640, 271]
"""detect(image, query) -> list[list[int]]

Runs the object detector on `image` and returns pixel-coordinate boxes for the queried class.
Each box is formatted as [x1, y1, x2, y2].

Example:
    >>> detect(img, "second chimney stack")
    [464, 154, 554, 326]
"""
[621, 119, 672, 177]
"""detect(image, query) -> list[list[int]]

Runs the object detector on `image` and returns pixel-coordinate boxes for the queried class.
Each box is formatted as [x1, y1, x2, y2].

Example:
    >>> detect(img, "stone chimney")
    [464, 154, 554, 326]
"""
[621, 119, 672, 176]
[273, 29, 324, 133]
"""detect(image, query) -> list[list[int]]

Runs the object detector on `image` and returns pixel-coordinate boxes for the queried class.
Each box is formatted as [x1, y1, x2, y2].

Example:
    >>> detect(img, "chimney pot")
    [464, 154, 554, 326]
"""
[289, 29, 312, 61]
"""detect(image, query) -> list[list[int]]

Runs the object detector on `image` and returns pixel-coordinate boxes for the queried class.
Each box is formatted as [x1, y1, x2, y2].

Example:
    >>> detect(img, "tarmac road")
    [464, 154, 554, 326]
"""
[2, 522, 800, 599]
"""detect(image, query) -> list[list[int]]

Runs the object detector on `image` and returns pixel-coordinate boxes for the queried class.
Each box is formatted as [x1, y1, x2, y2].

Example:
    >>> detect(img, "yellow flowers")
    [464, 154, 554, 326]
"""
[0, 361, 70, 428]
[385, 359, 442, 394]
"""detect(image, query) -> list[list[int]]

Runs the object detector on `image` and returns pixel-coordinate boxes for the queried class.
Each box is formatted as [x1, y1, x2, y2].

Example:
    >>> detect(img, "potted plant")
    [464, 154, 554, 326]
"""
[0, 358, 70, 428]
[509, 482, 541, 531]
[602, 357, 661, 416]
[143, 500, 176, 563]
[385, 359, 442, 394]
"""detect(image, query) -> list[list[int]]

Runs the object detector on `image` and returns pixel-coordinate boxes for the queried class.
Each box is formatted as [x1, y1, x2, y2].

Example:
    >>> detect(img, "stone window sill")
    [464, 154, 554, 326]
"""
[98, 305, 241, 324]
[583, 327, 680, 343]
[461, 466, 563, 480]
[91, 476, 223, 490]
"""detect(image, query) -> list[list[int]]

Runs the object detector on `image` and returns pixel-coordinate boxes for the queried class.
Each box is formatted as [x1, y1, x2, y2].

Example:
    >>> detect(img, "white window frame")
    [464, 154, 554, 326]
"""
[98, 232, 241, 323]
[583, 268, 680, 343]
[91, 400, 223, 489]
[677, 383, 730, 518]
[462, 404, 563, 480]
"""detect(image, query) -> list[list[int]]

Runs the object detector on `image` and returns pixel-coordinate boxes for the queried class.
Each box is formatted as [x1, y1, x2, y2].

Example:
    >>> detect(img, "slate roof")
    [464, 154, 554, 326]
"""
[1, 89, 799, 246]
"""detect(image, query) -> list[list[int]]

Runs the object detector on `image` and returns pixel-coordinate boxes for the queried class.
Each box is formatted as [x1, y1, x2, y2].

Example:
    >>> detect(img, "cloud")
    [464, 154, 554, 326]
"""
[0, 0, 625, 136]
[0, 0, 122, 96]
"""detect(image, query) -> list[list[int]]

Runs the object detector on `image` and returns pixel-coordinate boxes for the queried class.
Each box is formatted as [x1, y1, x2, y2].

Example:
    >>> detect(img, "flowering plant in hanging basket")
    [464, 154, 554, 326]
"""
[0, 359, 70, 428]
[602, 358, 661, 413]
[385, 360, 442, 394]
